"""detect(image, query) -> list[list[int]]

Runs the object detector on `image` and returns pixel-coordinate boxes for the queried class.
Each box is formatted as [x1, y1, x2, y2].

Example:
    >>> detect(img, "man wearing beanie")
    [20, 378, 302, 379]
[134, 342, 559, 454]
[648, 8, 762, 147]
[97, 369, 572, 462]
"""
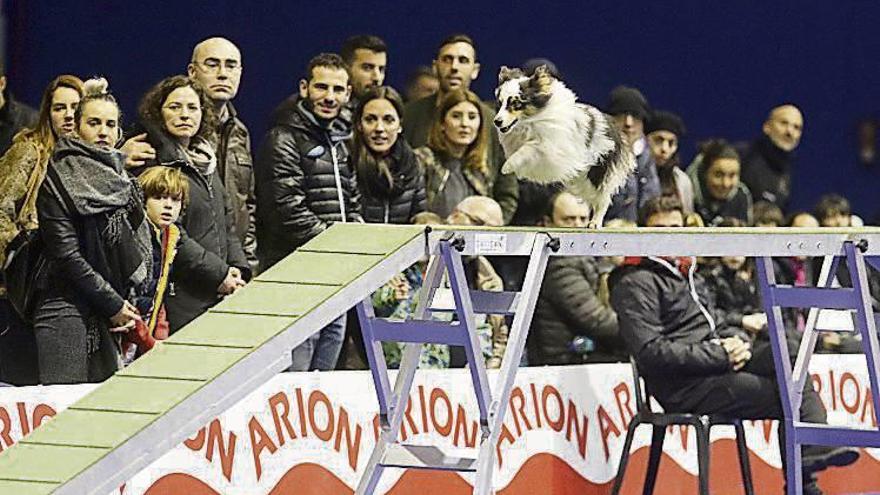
[646, 110, 694, 214]
[738, 104, 803, 212]
[605, 85, 660, 222]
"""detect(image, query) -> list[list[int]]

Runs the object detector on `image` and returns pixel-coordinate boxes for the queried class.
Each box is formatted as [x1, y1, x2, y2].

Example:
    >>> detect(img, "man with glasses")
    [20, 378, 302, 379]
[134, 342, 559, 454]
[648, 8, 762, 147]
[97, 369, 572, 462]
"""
[187, 37, 258, 272]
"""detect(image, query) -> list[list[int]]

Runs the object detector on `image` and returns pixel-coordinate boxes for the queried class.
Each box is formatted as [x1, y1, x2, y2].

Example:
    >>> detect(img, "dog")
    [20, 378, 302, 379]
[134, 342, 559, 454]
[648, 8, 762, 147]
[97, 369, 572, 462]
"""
[494, 65, 635, 228]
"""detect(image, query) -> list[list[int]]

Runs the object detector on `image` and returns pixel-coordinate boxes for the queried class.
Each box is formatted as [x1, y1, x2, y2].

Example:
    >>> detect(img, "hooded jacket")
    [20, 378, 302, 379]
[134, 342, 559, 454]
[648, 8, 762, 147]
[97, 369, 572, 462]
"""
[609, 256, 747, 404]
[255, 96, 362, 268]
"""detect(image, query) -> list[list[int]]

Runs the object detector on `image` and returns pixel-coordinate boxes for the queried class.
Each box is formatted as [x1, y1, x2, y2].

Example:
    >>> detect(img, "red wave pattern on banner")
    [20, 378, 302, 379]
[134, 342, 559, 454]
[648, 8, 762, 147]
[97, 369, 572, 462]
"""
[143, 442, 880, 495]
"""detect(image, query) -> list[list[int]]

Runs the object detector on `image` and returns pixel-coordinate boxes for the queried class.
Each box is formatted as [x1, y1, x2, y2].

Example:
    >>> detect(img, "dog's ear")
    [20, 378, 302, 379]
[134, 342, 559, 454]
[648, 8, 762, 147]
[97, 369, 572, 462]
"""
[529, 64, 554, 98]
[498, 66, 514, 84]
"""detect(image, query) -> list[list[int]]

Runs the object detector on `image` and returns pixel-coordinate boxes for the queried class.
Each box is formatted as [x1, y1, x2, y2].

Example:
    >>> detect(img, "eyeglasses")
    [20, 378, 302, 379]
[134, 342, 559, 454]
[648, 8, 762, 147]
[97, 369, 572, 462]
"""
[193, 58, 242, 74]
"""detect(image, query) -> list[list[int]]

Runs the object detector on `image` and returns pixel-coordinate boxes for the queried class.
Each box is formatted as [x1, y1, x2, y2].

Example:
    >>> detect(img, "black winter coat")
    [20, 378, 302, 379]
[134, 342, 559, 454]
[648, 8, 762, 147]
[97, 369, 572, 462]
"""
[738, 135, 793, 211]
[358, 140, 426, 224]
[140, 130, 249, 332]
[255, 97, 362, 267]
[37, 143, 142, 319]
[529, 256, 623, 364]
[609, 258, 747, 405]
[0, 93, 37, 156]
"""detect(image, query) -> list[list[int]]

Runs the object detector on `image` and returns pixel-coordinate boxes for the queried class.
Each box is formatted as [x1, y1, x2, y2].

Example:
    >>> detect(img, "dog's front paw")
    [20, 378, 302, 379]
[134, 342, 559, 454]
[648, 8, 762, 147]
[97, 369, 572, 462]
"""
[501, 161, 516, 175]
[587, 222, 601, 230]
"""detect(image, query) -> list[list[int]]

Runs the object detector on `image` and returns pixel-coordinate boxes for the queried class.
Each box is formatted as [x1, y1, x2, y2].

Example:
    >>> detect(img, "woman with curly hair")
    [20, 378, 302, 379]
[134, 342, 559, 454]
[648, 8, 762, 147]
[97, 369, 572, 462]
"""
[137, 75, 248, 332]
[0, 74, 83, 384]
[35, 78, 150, 383]
[414, 89, 492, 219]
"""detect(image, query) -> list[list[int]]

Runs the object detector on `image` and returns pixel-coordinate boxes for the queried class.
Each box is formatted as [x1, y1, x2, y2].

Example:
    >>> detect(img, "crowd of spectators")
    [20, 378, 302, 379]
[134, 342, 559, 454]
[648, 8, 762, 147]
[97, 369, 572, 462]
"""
[0, 32, 869, 493]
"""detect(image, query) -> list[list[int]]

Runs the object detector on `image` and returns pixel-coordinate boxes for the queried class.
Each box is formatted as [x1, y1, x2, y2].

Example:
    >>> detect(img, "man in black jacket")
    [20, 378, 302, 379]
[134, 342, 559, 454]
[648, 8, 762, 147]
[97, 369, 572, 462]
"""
[738, 104, 803, 212]
[529, 192, 623, 364]
[0, 65, 37, 156]
[610, 196, 857, 495]
[255, 53, 362, 371]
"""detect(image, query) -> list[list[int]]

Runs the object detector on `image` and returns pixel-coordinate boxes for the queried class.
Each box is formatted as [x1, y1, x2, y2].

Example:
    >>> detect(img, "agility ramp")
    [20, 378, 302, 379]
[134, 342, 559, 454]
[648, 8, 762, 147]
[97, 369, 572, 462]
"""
[2, 225, 880, 495]
[0, 222, 429, 494]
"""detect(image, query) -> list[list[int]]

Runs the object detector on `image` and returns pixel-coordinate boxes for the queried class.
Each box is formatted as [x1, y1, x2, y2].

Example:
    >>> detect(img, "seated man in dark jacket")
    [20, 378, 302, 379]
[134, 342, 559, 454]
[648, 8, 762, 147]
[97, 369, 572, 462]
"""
[529, 192, 623, 364]
[609, 196, 857, 495]
[255, 53, 363, 371]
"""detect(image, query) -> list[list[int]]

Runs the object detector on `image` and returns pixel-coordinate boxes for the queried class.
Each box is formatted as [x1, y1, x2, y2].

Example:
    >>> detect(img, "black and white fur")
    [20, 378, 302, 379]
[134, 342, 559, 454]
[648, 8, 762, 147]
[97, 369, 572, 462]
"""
[494, 65, 635, 228]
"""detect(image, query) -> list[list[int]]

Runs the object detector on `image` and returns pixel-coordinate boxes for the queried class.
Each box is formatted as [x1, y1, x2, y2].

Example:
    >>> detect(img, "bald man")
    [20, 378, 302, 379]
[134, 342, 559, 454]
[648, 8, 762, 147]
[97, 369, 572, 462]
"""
[739, 104, 804, 212]
[187, 37, 258, 272]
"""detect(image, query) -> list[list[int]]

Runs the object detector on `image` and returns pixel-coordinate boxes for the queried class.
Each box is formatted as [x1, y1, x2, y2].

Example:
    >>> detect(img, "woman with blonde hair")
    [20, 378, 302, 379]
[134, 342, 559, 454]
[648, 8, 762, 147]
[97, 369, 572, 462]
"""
[0, 74, 83, 385]
[414, 89, 493, 219]
[35, 78, 150, 383]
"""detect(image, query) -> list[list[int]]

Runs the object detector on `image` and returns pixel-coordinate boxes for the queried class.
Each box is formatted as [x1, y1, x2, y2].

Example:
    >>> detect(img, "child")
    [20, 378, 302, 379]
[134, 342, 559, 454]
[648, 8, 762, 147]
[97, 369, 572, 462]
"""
[125, 166, 188, 358]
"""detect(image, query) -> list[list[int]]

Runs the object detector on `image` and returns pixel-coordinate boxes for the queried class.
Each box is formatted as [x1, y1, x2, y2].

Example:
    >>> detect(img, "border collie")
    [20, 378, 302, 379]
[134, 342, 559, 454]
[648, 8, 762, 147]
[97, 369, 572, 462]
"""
[494, 65, 635, 228]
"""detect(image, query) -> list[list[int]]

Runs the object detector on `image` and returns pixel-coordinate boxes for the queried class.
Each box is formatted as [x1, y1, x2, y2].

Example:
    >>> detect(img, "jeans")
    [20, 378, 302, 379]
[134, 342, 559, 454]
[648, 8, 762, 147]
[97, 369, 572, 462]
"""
[289, 314, 346, 371]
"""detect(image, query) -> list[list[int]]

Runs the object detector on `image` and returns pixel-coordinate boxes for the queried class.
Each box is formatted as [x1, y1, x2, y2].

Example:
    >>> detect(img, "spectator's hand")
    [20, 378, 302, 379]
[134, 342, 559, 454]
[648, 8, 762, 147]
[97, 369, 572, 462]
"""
[121, 133, 156, 168]
[218, 267, 247, 295]
[742, 313, 768, 334]
[390, 274, 410, 301]
[821, 332, 842, 350]
[109, 320, 136, 333]
[110, 300, 141, 328]
[720, 336, 752, 371]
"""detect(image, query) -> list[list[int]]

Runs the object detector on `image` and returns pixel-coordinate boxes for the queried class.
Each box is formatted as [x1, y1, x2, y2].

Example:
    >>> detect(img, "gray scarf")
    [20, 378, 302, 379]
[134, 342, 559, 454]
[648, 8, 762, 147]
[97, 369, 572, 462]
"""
[183, 137, 217, 177]
[50, 137, 153, 290]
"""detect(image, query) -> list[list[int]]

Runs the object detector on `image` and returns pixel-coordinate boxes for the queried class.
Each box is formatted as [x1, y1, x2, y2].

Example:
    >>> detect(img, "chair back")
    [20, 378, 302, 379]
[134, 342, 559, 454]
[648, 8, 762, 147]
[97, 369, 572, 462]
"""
[628, 357, 653, 415]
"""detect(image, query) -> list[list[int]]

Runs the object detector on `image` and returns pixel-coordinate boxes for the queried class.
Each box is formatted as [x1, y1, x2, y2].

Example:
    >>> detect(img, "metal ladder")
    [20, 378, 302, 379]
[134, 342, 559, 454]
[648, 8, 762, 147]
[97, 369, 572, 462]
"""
[756, 240, 880, 494]
[354, 232, 557, 495]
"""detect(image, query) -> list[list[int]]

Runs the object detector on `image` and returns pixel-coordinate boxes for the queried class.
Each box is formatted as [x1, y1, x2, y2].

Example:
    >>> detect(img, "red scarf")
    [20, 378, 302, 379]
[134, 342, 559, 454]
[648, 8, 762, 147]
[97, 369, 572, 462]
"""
[623, 256, 694, 277]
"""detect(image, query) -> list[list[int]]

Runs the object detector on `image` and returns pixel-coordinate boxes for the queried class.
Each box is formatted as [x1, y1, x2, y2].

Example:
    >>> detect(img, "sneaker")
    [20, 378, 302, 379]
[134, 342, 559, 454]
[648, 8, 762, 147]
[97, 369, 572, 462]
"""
[801, 445, 860, 473]
[802, 480, 824, 495]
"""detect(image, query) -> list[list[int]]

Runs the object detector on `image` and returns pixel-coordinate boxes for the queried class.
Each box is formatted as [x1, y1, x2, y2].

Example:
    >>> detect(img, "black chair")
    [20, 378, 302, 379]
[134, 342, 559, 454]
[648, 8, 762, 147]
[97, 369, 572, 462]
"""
[611, 359, 755, 495]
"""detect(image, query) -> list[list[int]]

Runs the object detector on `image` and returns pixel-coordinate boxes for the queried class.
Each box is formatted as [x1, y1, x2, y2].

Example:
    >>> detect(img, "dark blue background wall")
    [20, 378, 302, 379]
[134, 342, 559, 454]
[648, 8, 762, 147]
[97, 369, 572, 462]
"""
[4, 1, 879, 217]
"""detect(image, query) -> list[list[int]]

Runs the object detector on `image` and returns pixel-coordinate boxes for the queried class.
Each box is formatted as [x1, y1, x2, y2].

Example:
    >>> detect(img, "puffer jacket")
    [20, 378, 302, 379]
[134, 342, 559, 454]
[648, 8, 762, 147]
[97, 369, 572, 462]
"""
[255, 96, 362, 268]
[530, 256, 623, 364]
[140, 129, 249, 332]
[358, 140, 426, 224]
[216, 103, 258, 271]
